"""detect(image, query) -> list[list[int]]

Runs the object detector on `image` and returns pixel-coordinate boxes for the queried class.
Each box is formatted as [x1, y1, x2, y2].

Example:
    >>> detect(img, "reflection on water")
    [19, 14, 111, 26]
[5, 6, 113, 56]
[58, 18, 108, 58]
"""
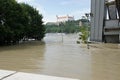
[0, 33, 120, 80]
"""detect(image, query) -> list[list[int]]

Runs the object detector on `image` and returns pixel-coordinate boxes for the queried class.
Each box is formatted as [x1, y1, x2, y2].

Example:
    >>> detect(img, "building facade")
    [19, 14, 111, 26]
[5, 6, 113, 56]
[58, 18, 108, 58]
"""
[56, 15, 74, 23]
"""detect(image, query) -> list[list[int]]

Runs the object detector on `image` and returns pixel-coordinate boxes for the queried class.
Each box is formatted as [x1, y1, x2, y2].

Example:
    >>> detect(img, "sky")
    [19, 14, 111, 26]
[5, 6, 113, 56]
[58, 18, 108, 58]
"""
[16, 0, 90, 23]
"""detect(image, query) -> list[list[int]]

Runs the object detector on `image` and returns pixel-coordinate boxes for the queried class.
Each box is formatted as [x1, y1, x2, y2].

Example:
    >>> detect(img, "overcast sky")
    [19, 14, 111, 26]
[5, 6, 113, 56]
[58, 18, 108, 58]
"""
[16, 0, 90, 23]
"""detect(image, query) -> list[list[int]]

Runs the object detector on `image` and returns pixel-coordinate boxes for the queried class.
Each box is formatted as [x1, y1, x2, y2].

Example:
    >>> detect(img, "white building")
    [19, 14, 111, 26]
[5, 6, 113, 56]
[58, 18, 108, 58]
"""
[56, 15, 74, 23]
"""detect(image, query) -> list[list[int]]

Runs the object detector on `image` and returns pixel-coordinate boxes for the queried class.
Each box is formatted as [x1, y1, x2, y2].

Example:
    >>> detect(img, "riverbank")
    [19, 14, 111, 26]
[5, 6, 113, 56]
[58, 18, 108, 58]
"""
[80, 43, 120, 49]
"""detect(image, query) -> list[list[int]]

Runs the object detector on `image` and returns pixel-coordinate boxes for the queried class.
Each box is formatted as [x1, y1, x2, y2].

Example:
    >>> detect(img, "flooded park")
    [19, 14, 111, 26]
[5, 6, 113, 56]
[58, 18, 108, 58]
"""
[0, 33, 120, 80]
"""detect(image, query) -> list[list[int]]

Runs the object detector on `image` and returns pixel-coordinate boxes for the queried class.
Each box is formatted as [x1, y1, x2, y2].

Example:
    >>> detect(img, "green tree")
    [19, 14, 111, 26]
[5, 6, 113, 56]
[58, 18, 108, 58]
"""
[20, 3, 45, 40]
[45, 20, 80, 33]
[63, 21, 80, 33]
[0, 0, 45, 45]
[80, 26, 88, 43]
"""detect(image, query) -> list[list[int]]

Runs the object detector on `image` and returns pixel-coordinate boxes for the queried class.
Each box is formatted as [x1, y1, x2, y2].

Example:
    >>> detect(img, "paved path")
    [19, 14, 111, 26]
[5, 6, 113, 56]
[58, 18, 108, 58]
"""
[0, 70, 79, 80]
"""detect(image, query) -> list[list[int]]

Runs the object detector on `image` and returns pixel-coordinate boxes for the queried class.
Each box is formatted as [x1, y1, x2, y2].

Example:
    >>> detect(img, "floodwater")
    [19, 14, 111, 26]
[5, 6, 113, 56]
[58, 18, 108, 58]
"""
[0, 33, 120, 80]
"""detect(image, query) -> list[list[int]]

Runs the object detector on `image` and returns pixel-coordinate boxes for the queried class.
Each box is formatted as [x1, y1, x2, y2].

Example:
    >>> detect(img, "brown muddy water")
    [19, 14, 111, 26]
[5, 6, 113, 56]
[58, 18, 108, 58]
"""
[0, 33, 120, 80]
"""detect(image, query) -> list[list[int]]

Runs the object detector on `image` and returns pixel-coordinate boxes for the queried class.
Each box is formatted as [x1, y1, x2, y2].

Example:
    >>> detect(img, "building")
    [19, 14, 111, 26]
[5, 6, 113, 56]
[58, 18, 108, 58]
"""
[90, 0, 120, 43]
[56, 15, 74, 23]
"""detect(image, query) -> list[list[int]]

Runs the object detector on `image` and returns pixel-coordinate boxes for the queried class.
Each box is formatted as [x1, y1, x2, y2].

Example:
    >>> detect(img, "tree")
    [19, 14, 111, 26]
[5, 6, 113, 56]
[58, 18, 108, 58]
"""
[0, 0, 45, 45]
[80, 26, 88, 43]
[20, 3, 45, 40]
[45, 20, 80, 33]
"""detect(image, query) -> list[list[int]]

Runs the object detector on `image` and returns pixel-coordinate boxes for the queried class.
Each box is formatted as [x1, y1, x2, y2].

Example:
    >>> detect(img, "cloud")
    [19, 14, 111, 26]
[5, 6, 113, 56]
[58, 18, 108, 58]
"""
[16, 0, 47, 23]
[70, 8, 90, 20]
[60, 0, 81, 5]
[27, 2, 47, 21]
[61, 1, 73, 5]
[43, 14, 57, 23]
[29, 2, 45, 14]
[17, 0, 45, 14]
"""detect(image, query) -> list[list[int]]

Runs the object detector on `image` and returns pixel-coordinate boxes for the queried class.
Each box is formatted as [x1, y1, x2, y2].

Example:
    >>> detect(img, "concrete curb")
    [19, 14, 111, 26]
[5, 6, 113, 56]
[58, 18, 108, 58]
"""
[0, 70, 79, 80]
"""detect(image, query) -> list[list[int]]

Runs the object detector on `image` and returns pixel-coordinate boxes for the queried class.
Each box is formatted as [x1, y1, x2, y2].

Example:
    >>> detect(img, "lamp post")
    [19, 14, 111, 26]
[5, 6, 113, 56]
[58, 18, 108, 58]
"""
[85, 13, 90, 49]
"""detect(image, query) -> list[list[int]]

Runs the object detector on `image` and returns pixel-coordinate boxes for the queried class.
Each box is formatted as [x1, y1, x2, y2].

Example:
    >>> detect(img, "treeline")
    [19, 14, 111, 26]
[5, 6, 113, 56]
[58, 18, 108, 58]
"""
[45, 20, 80, 33]
[45, 25, 60, 33]
[0, 0, 45, 45]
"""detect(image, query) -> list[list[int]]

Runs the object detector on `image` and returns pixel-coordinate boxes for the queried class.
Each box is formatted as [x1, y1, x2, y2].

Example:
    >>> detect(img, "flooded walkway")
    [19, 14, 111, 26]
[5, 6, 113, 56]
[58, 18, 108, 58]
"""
[0, 33, 120, 80]
[0, 70, 78, 80]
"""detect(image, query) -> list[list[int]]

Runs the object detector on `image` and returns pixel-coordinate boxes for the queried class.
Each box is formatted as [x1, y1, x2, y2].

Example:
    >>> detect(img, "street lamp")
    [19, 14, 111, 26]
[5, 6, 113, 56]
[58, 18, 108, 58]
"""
[85, 13, 90, 49]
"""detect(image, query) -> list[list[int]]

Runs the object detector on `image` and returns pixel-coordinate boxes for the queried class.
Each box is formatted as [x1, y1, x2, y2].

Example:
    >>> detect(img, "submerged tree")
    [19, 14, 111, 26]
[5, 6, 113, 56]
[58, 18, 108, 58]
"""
[0, 0, 45, 45]
[20, 3, 45, 40]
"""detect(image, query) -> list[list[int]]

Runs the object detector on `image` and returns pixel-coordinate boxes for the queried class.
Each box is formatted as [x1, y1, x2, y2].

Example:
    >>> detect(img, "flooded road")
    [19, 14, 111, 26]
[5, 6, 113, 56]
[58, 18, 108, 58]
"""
[0, 33, 120, 80]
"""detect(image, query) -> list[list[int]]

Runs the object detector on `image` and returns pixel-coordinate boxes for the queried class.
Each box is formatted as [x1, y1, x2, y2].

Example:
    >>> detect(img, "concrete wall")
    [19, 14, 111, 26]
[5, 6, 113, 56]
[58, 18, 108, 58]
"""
[105, 35, 119, 43]
[104, 20, 120, 43]
[105, 20, 119, 28]
[90, 0, 105, 42]
[90, 0, 120, 43]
